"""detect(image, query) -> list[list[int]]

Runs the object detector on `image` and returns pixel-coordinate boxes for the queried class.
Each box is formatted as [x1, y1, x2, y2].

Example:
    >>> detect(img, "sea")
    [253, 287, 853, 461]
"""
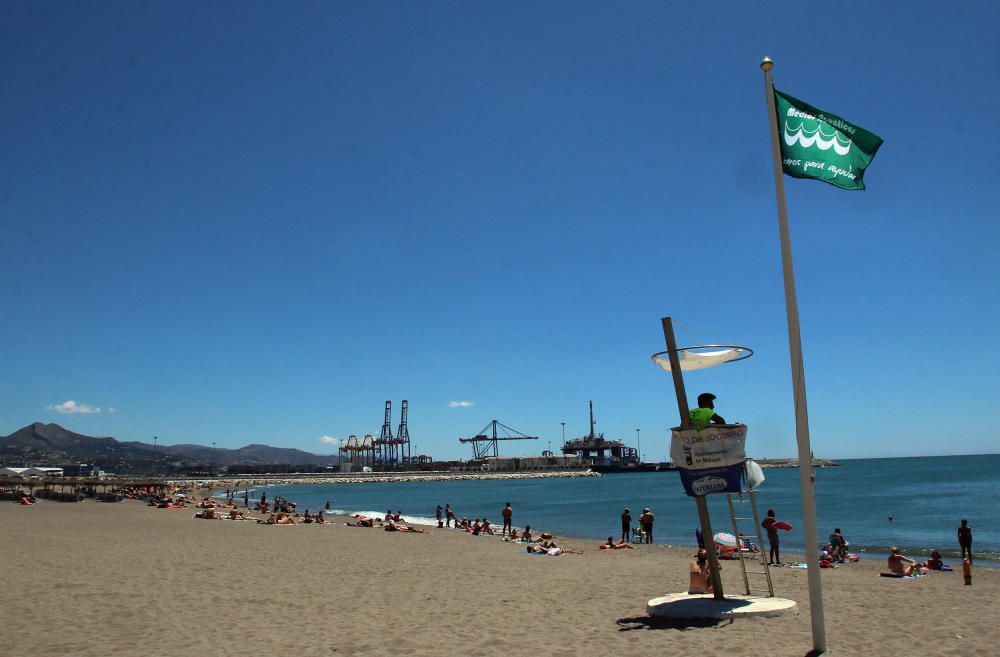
[237, 454, 999, 566]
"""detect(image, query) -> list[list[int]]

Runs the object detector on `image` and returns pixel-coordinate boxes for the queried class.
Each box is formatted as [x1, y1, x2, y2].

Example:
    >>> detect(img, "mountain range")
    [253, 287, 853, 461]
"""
[0, 422, 339, 473]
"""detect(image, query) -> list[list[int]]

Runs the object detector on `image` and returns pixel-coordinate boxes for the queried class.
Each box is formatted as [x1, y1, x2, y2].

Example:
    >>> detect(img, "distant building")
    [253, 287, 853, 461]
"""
[22, 467, 64, 477]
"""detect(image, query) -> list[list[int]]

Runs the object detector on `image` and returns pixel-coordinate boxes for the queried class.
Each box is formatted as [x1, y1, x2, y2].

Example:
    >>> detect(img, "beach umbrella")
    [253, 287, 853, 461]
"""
[713, 532, 739, 549]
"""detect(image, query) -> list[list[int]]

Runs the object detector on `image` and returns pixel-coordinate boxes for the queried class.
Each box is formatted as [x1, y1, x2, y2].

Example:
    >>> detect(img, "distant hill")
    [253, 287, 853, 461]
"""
[0, 422, 339, 473]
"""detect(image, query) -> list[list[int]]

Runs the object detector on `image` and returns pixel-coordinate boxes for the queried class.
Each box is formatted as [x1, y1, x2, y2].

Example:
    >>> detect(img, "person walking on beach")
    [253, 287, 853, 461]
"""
[620, 508, 632, 543]
[689, 393, 726, 430]
[639, 508, 654, 544]
[435, 505, 443, 527]
[958, 519, 973, 563]
[445, 504, 454, 528]
[502, 502, 513, 536]
[762, 509, 781, 565]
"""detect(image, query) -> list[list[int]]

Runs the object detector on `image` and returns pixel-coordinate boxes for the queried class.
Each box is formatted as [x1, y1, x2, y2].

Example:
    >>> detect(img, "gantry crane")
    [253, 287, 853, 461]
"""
[459, 420, 539, 459]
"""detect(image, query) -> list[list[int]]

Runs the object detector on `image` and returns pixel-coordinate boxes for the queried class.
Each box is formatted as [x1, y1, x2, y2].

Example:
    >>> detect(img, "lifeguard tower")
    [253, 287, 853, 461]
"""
[645, 317, 796, 620]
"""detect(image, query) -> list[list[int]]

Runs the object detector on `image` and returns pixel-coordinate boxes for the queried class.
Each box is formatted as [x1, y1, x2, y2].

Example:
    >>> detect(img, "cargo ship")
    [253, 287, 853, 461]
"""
[560, 401, 674, 473]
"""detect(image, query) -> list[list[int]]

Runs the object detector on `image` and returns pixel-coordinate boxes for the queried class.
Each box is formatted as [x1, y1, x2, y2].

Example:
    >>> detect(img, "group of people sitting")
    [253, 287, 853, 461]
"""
[250, 496, 296, 515]
[454, 517, 496, 535]
[885, 546, 950, 576]
[444, 517, 579, 556]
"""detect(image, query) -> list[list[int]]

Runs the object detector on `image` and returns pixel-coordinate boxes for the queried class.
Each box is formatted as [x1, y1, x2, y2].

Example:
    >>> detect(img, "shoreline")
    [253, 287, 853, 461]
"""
[224, 482, 1000, 569]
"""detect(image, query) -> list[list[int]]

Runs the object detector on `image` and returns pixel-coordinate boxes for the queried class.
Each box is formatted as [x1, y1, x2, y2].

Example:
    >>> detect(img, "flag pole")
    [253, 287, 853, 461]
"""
[760, 56, 827, 654]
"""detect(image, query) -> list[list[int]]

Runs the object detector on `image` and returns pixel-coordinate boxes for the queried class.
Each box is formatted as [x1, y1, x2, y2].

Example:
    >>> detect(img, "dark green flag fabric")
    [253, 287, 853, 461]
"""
[774, 88, 883, 190]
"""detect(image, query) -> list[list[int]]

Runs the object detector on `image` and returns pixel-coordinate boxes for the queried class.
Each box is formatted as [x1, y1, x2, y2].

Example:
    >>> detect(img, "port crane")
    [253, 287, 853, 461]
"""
[459, 420, 539, 459]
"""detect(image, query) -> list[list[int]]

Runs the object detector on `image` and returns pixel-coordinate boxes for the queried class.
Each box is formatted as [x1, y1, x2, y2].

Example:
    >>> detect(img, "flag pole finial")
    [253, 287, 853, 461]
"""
[760, 56, 773, 71]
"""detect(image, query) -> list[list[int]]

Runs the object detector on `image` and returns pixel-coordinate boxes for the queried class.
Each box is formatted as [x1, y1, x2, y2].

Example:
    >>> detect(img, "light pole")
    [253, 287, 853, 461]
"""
[561, 422, 566, 446]
[153, 436, 157, 450]
[635, 428, 641, 464]
[212, 442, 216, 473]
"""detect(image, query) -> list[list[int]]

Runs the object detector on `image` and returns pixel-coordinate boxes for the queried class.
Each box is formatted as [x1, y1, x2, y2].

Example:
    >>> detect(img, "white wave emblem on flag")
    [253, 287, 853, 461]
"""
[783, 122, 852, 156]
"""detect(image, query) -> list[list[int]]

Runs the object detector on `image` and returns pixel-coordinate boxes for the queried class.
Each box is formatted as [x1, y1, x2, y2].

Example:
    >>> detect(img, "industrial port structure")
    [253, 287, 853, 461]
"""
[338, 400, 420, 468]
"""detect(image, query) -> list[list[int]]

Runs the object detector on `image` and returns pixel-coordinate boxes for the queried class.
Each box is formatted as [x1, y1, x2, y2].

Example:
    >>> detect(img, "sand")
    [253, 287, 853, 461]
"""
[1, 499, 996, 657]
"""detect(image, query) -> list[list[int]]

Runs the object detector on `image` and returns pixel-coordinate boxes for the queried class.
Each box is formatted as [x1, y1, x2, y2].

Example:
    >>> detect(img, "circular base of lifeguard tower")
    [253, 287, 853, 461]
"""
[647, 593, 797, 620]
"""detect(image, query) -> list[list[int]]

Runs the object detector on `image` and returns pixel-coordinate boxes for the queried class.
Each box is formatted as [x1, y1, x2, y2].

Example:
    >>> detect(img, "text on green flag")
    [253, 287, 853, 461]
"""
[774, 89, 883, 190]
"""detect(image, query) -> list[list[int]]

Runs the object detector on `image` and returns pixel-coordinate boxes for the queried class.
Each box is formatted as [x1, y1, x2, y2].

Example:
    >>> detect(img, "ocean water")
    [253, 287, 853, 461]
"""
[252, 454, 999, 565]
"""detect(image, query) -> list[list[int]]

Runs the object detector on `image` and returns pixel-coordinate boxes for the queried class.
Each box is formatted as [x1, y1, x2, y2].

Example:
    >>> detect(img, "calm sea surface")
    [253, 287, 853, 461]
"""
[256, 454, 999, 565]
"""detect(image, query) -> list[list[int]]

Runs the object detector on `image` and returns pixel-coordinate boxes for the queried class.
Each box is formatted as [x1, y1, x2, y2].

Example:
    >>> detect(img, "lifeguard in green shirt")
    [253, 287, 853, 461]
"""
[690, 392, 726, 430]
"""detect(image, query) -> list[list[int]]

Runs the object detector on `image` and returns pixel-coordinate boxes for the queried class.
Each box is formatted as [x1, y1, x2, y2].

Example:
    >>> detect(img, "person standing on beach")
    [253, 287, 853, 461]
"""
[689, 393, 726, 430]
[502, 502, 513, 536]
[958, 519, 973, 563]
[445, 504, 454, 527]
[435, 505, 443, 527]
[829, 528, 847, 561]
[762, 509, 781, 565]
[639, 508, 654, 544]
[620, 508, 632, 543]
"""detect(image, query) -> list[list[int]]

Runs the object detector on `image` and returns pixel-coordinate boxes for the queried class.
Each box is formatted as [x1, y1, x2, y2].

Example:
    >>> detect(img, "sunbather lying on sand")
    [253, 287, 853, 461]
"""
[347, 515, 375, 527]
[600, 537, 635, 550]
[526, 542, 582, 555]
[385, 521, 424, 533]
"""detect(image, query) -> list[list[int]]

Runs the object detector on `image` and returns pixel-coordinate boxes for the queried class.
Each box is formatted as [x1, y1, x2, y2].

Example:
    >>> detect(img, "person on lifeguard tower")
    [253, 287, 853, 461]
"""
[690, 393, 726, 430]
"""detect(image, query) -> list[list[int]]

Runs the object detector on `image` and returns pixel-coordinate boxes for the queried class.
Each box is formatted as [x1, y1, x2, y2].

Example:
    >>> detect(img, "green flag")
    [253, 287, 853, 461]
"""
[774, 88, 883, 190]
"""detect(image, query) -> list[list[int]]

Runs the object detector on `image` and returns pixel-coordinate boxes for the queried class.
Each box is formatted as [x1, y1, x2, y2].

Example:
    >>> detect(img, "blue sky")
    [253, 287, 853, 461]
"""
[2, 1, 998, 460]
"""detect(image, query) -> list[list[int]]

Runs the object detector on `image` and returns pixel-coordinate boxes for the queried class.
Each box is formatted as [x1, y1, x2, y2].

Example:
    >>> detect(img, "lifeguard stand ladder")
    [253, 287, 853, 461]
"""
[726, 488, 774, 597]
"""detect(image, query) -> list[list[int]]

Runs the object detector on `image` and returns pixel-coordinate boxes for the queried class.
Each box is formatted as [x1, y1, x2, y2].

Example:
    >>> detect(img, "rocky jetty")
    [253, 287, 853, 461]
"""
[171, 469, 602, 488]
[755, 458, 840, 468]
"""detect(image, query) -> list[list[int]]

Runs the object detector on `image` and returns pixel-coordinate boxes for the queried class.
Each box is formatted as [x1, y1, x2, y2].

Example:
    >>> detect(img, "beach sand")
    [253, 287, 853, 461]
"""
[1, 499, 995, 657]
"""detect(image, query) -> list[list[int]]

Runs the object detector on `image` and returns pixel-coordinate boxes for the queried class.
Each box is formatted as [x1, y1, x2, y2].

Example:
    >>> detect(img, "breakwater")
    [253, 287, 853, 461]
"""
[173, 469, 602, 488]
[756, 458, 840, 468]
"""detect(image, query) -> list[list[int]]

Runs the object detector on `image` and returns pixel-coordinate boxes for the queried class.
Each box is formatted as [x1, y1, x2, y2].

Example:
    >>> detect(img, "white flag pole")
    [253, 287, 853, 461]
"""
[760, 56, 827, 654]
